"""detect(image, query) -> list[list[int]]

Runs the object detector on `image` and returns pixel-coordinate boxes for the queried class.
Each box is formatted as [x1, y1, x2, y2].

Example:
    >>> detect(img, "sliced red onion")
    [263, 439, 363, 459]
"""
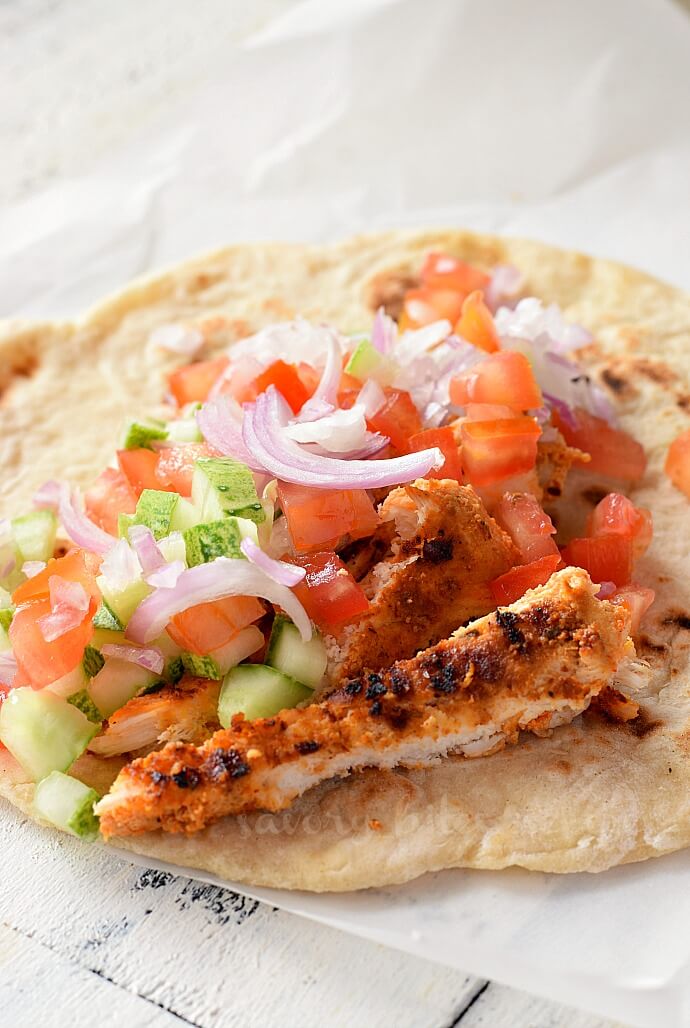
[33, 480, 62, 511]
[543, 393, 577, 431]
[22, 561, 46, 579]
[145, 560, 186, 589]
[310, 332, 342, 406]
[128, 525, 165, 575]
[284, 403, 371, 453]
[197, 396, 264, 472]
[596, 581, 617, 600]
[0, 652, 17, 685]
[229, 319, 344, 369]
[371, 307, 397, 355]
[149, 324, 204, 358]
[100, 538, 142, 593]
[357, 378, 386, 417]
[304, 433, 389, 460]
[59, 485, 115, 556]
[293, 398, 335, 424]
[485, 264, 524, 313]
[243, 387, 442, 489]
[396, 320, 452, 362]
[125, 557, 312, 644]
[101, 643, 165, 676]
[495, 298, 592, 355]
[240, 537, 306, 587]
[37, 576, 90, 642]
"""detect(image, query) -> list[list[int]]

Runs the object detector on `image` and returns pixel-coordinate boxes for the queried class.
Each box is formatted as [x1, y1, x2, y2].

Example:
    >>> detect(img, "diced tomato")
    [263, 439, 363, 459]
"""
[610, 584, 655, 635]
[561, 535, 633, 587]
[454, 291, 500, 353]
[277, 483, 379, 553]
[402, 286, 465, 328]
[254, 360, 311, 414]
[155, 443, 212, 497]
[494, 493, 559, 563]
[407, 428, 462, 481]
[553, 407, 646, 482]
[288, 552, 369, 630]
[368, 389, 422, 452]
[10, 595, 97, 688]
[449, 352, 542, 411]
[420, 253, 490, 295]
[168, 356, 230, 407]
[465, 403, 517, 421]
[13, 550, 101, 606]
[490, 554, 563, 606]
[297, 362, 321, 396]
[117, 448, 174, 498]
[587, 493, 652, 559]
[461, 417, 541, 486]
[665, 428, 690, 498]
[85, 467, 137, 536]
[168, 596, 265, 655]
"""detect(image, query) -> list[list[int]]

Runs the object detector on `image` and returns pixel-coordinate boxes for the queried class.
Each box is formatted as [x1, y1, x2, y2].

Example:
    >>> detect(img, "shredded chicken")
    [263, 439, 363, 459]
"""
[97, 568, 632, 838]
[88, 678, 220, 757]
[326, 478, 518, 684]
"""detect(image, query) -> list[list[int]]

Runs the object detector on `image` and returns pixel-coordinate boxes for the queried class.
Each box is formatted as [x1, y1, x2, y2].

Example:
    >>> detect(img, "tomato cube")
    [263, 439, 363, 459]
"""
[288, 552, 369, 630]
[420, 253, 490, 295]
[455, 291, 500, 353]
[10, 596, 97, 688]
[665, 429, 690, 498]
[168, 596, 265, 655]
[450, 351, 542, 411]
[407, 428, 462, 481]
[587, 492, 652, 559]
[168, 356, 230, 407]
[461, 417, 541, 486]
[561, 535, 633, 587]
[368, 389, 422, 452]
[553, 407, 646, 482]
[490, 553, 562, 606]
[254, 360, 311, 414]
[277, 483, 379, 553]
[85, 468, 137, 536]
[155, 443, 212, 497]
[494, 493, 558, 563]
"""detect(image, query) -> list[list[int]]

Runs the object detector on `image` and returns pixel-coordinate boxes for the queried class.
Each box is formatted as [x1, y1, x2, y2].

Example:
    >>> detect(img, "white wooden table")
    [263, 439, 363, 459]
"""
[5, 1, 683, 1024]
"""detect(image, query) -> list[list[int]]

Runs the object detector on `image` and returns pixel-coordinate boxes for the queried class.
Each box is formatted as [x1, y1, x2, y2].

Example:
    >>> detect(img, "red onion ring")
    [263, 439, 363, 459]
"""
[240, 537, 306, 587]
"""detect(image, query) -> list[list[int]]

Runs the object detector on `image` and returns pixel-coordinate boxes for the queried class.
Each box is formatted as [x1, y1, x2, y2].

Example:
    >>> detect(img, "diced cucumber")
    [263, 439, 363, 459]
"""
[183, 519, 243, 566]
[67, 690, 103, 724]
[0, 585, 12, 609]
[82, 644, 105, 679]
[165, 656, 185, 685]
[96, 574, 150, 626]
[12, 510, 57, 563]
[344, 338, 398, 386]
[88, 658, 160, 719]
[0, 623, 11, 653]
[0, 688, 97, 781]
[118, 513, 135, 538]
[167, 418, 202, 443]
[154, 631, 183, 661]
[266, 615, 327, 689]
[218, 664, 312, 726]
[132, 490, 179, 540]
[46, 664, 89, 699]
[158, 531, 187, 565]
[90, 626, 126, 650]
[92, 600, 124, 632]
[181, 652, 221, 680]
[191, 458, 265, 524]
[169, 496, 201, 533]
[121, 418, 168, 450]
[210, 625, 264, 675]
[33, 771, 100, 840]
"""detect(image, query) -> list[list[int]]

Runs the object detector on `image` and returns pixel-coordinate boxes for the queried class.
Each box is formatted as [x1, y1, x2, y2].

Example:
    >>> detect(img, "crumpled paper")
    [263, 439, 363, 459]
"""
[3, 0, 690, 1024]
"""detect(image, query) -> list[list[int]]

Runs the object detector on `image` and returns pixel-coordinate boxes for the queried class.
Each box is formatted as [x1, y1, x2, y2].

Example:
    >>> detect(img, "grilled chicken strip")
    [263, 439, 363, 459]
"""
[97, 568, 632, 838]
[89, 678, 220, 758]
[327, 478, 519, 683]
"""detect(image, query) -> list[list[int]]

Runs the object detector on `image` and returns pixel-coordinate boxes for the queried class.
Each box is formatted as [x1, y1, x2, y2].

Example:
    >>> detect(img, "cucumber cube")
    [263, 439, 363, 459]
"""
[167, 419, 203, 443]
[344, 338, 398, 386]
[82, 644, 105, 679]
[67, 690, 103, 724]
[121, 419, 168, 450]
[218, 664, 312, 726]
[88, 658, 160, 719]
[157, 532, 187, 565]
[165, 656, 185, 685]
[133, 490, 180, 540]
[92, 600, 124, 632]
[0, 688, 97, 781]
[209, 625, 264, 676]
[183, 519, 243, 566]
[266, 615, 327, 689]
[181, 652, 221, 680]
[192, 458, 265, 524]
[12, 510, 57, 562]
[169, 496, 201, 533]
[96, 573, 150, 626]
[34, 771, 100, 840]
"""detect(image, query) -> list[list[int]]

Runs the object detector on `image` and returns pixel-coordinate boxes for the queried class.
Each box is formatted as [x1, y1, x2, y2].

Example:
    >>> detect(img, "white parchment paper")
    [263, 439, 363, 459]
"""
[2, 1, 690, 1024]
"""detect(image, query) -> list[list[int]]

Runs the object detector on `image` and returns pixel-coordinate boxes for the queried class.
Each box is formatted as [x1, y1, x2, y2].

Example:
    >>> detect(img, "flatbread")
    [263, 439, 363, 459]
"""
[2, 229, 690, 892]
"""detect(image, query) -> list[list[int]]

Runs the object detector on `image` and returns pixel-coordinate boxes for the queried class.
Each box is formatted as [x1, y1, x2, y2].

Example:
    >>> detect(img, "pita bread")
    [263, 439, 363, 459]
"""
[2, 229, 690, 891]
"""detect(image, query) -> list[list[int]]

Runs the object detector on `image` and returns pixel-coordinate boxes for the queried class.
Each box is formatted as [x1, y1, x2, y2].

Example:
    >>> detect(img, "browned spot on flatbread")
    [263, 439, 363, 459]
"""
[676, 393, 690, 413]
[662, 612, 690, 631]
[0, 351, 40, 401]
[638, 635, 667, 658]
[554, 758, 572, 775]
[600, 366, 639, 401]
[631, 357, 678, 387]
[365, 268, 419, 319]
[625, 707, 663, 738]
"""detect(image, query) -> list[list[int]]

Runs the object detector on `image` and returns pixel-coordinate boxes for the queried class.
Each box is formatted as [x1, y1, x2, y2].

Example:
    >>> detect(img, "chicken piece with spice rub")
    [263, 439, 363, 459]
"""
[97, 567, 633, 838]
